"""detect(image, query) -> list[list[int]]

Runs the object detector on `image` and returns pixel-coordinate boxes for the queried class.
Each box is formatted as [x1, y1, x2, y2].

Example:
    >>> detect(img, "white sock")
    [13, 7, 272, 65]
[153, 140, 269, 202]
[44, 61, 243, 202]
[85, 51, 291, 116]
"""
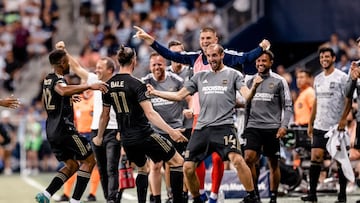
[199, 189, 205, 194]
[210, 192, 218, 199]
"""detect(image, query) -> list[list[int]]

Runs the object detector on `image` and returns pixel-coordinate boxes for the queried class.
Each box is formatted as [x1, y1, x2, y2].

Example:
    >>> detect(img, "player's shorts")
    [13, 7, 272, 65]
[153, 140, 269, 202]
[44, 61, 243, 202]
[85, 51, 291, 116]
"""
[184, 124, 241, 162]
[160, 129, 191, 157]
[123, 132, 176, 168]
[354, 122, 360, 150]
[242, 128, 280, 158]
[311, 129, 329, 149]
[49, 133, 93, 162]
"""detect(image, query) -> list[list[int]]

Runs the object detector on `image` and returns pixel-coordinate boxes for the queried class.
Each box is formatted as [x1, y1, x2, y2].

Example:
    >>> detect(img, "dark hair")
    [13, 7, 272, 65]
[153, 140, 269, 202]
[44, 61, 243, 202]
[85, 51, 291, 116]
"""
[168, 40, 183, 49]
[319, 47, 335, 57]
[297, 68, 312, 77]
[100, 57, 115, 73]
[117, 45, 135, 66]
[262, 50, 274, 60]
[49, 49, 66, 65]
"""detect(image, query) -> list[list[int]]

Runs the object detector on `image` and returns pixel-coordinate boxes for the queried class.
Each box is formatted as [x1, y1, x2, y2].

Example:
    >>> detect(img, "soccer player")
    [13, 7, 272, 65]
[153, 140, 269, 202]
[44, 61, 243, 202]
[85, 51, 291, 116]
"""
[147, 43, 262, 203]
[35, 49, 108, 203]
[92, 45, 188, 203]
[242, 50, 293, 203]
[300, 47, 349, 203]
[55, 41, 122, 203]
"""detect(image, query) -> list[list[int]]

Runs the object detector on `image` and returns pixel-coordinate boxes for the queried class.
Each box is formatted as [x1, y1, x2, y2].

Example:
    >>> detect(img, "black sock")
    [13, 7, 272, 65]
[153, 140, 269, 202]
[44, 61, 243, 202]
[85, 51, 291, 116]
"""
[247, 190, 256, 198]
[338, 167, 347, 197]
[182, 192, 188, 203]
[255, 164, 260, 198]
[136, 173, 148, 203]
[72, 170, 91, 200]
[153, 195, 161, 203]
[170, 166, 184, 203]
[309, 161, 321, 195]
[46, 171, 69, 195]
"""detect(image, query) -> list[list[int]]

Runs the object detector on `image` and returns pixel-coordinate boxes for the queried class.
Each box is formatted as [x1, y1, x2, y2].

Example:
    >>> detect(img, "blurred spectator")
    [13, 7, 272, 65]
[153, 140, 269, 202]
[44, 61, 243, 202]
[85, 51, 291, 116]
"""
[12, 20, 30, 65]
[0, 110, 17, 175]
[335, 51, 351, 73]
[24, 113, 42, 175]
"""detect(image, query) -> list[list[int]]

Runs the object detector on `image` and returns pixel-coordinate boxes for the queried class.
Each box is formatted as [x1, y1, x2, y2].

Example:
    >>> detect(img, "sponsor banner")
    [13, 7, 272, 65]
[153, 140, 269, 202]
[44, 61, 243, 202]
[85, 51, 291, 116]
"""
[205, 169, 270, 198]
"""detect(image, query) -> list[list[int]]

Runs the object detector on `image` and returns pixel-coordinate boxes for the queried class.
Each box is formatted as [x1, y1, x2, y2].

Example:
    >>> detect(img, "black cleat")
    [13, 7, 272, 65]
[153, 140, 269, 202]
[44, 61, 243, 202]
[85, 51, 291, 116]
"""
[300, 194, 317, 203]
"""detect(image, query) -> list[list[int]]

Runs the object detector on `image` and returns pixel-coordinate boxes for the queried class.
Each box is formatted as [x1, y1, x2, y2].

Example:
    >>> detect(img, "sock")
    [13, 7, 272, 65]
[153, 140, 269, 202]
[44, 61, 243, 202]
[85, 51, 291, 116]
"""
[254, 164, 260, 197]
[209, 192, 218, 200]
[72, 170, 91, 200]
[153, 195, 161, 203]
[136, 173, 148, 203]
[338, 167, 347, 197]
[63, 173, 76, 197]
[196, 161, 206, 190]
[211, 153, 224, 194]
[183, 192, 188, 203]
[89, 166, 100, 196]
[170, 166, 184, 203]
[309, 161, 322, 195]
[46, 171, 69, 195]
[43, 190, 51, 199]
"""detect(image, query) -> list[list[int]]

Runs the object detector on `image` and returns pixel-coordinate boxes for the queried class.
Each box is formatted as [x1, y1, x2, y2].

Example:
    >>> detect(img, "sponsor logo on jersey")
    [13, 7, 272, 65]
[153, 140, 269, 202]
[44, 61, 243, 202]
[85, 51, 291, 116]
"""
[253, 93, 274, 101]
[202, 86, 228, 94]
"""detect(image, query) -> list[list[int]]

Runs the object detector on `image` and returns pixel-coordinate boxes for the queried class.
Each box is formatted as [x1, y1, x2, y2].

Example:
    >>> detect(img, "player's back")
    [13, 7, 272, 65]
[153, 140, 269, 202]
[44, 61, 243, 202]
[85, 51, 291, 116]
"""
[104, 73, 153, 140]
[42, 73, 75, 141]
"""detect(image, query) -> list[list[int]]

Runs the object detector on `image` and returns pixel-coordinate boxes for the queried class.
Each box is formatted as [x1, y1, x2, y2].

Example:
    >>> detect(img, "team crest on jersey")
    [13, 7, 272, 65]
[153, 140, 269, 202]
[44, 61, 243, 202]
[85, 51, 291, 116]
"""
[329, 82, 335, 88]
[222, 80, 228, 85]
[268, 82, 275, 89]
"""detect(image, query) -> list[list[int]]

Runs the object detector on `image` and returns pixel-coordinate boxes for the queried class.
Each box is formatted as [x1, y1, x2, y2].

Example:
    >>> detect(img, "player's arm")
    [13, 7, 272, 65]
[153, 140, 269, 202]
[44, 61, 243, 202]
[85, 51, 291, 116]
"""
[55, 81, 107, 96]
[133, 26, 196, 65]
[93, 105, 110, 146]
[147, 85, 191, 101]
[140, 100, 187, 142]
[308, 98, 317, 138]
[55, 41, 89, 81]
[240, 75, 263, 102]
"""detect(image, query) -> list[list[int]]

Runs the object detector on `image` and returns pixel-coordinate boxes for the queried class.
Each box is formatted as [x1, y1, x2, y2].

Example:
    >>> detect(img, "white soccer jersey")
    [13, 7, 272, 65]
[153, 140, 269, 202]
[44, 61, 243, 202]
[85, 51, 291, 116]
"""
[313, 69, 348, 131]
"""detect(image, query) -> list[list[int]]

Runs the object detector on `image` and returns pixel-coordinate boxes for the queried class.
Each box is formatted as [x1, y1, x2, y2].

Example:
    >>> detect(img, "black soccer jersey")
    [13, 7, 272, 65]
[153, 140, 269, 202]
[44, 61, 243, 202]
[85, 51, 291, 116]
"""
[102, 73, 153, 142]
[42, 73, 76, 142]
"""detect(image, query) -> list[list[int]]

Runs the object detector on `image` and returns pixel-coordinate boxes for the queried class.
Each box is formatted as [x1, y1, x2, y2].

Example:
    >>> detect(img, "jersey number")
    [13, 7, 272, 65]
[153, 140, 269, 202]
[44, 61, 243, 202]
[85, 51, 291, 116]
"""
[110, 92, 129, 113]
[43, 88, 55, 110]
[224, 134, 238, 149]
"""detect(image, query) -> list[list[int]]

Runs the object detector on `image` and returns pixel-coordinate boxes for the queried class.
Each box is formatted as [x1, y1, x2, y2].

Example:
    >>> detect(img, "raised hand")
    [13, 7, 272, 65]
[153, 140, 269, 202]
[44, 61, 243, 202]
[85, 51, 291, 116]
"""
[133, 26, 155, 45]
[55, 41, 66, 50]
[259, 39, 271, 51]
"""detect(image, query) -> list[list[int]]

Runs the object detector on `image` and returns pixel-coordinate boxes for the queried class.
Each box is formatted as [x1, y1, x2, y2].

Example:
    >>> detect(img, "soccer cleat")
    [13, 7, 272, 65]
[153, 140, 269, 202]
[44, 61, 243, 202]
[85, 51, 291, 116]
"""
[87, 194, 97, 201]
[334, 194, 346, 203]
[241, 194, 261, 203]
[269, 198, 277, 203]
[55, 194, 69, 202]
[208, 197, 217, 203]
[35, 193, 50, 203]
[200, 193, 208, 202]
[300, 194, 318, 203]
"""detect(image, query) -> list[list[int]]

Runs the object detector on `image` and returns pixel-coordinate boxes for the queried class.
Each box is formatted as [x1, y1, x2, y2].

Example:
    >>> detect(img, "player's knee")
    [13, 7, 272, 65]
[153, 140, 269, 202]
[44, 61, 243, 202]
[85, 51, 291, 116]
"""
[183, 162, 195, 177]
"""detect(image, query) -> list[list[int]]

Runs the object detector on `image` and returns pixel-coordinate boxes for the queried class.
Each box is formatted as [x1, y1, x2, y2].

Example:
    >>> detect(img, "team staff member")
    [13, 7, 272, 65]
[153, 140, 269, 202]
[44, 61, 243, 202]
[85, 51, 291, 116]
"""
[35, 49, 108, 203]
[242, 50, 293, 203]
[147, 44, 263, 203]
[134, 25, 270, 203]
[93, 45, 188, 203]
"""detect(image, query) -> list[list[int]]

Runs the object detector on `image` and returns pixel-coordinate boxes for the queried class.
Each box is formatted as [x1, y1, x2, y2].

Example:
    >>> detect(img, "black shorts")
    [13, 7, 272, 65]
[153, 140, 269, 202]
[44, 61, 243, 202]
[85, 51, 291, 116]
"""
[242, 128, 280, 158]
[184, 125, 241, 162]
[354, 122, 360, 150]
[160, 128, 191, 157]
[123, 132, 176, 167]
[311, 129, 329, 149]
[49, 133, 93, 162]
